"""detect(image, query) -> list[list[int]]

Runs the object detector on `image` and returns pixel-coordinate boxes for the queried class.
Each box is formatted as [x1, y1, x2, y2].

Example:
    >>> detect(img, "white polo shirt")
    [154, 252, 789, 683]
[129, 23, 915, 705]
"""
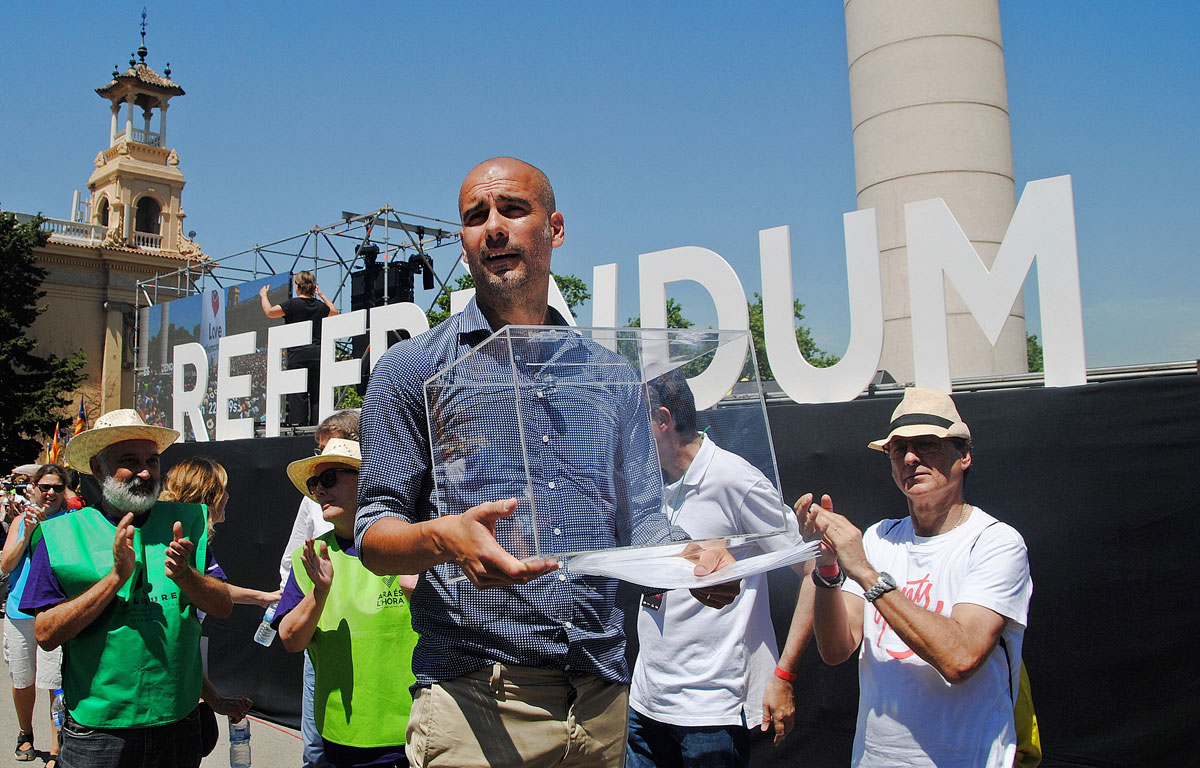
[629, 435, 800, 728]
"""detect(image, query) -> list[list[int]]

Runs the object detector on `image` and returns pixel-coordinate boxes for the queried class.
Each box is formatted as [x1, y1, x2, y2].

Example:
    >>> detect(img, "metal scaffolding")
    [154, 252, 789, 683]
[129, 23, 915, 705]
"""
[134, 205, 462, 310]
[132, 206, 464, 367]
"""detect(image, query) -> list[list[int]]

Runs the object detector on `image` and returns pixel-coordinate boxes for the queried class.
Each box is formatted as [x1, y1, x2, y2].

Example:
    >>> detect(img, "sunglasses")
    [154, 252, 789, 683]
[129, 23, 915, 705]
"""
[37, 483, 65, 493]
[885, 437, 947, 459]
[305, 468, 357, 493]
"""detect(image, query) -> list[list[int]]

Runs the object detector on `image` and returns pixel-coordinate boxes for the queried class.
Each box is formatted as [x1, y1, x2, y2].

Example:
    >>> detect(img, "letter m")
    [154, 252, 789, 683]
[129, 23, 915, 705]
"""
[906, 175, 1086, 390]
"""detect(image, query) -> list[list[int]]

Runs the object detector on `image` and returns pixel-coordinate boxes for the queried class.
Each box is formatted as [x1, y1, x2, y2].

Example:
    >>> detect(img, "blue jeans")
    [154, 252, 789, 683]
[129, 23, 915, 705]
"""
[303, 650, 331, 768]
[626, 707, 750, 768]
[58, 707, 202, 768]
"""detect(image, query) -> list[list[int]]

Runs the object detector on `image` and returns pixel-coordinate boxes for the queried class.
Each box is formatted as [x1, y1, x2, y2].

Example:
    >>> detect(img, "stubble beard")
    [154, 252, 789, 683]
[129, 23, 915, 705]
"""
[469, 220, 554, 304]
[101, 474, 161, 515]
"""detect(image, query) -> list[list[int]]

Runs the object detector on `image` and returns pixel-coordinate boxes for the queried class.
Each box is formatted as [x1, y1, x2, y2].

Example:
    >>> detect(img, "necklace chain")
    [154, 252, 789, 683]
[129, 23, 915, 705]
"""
[949, 503, 970, 531]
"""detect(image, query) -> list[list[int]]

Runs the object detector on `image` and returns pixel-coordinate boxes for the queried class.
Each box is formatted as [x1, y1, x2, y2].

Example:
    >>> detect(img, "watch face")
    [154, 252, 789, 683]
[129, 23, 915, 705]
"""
[866, 572, 897, 602]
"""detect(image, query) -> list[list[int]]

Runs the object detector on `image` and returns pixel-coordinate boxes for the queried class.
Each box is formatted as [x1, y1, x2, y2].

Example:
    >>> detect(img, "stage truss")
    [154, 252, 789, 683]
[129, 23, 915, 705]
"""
[133, 205, 464, 366]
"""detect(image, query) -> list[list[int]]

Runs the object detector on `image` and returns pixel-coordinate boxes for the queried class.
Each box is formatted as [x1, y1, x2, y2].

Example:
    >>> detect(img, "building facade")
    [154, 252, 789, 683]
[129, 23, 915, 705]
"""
[19, 33, 208, 422]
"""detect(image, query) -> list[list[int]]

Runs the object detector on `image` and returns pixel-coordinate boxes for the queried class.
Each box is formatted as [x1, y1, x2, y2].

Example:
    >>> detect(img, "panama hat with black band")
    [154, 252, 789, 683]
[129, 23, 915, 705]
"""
[868, 387, 971, 452]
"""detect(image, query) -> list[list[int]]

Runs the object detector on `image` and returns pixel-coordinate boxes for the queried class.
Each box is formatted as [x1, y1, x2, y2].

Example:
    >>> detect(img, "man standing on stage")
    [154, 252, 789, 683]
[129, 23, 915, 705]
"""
[356, 157, 735, 767]
[800, 387, 1031, 767]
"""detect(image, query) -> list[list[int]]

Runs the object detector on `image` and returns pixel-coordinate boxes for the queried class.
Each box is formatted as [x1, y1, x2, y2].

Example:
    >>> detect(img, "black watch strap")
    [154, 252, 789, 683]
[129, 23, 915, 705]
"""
[812, 566, 846, 589]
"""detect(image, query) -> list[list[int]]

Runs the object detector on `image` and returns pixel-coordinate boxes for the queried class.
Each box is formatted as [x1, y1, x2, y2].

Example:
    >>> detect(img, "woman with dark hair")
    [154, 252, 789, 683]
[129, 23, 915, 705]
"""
[259, 271, 340, 426]
[1, 464, 70, 766]
[160, 457, 282, 726]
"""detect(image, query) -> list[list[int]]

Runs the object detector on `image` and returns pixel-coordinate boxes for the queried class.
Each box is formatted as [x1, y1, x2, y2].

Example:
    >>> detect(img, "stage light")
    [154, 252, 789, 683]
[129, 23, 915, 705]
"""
[356, 242, 380, 268]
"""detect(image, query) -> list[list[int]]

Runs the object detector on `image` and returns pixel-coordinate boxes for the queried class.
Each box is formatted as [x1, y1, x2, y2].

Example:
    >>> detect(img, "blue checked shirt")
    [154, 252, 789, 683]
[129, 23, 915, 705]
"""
[356, 297, 682, 686]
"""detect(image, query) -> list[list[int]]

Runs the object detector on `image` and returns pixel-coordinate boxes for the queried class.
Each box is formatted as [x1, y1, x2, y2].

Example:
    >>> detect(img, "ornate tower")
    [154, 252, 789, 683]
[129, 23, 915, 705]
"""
[19, 12, 210, 417]
[87, 12, 201, 259]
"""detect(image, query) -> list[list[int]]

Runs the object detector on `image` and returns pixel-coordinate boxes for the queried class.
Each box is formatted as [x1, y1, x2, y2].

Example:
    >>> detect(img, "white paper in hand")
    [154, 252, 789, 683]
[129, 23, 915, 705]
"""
[566, 539, 821, 589]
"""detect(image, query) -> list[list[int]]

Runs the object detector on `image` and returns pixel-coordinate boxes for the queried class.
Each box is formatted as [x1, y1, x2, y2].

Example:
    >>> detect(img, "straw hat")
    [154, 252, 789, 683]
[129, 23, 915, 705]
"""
[868, 387, 971, 452]
[286, 439, 361, 500]
[64, 409, 180, 474]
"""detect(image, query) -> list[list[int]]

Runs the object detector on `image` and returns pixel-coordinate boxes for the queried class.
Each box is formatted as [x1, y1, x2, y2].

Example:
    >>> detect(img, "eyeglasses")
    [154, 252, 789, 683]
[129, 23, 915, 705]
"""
[36, 483, 65, 493]
[885, 437, 947, 459]
[305, 468, 357, 493]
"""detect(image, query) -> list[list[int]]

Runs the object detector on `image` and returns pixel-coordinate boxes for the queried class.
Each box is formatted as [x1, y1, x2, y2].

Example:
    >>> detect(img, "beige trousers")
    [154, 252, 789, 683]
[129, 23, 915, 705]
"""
[406, 664, 629, 768]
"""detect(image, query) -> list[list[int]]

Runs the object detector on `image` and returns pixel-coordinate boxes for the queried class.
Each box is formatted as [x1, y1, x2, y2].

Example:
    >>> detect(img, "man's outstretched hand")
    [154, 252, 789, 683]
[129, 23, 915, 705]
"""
[442, 499, 559, 589]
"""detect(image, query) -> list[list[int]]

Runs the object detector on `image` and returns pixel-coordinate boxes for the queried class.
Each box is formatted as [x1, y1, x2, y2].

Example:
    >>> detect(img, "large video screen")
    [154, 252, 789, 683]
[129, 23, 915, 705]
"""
[136, 274, 292, 439]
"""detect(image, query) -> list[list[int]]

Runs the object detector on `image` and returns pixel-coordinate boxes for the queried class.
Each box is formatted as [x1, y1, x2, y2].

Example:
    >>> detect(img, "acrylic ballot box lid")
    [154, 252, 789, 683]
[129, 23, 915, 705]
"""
[424, 325, 794, 573]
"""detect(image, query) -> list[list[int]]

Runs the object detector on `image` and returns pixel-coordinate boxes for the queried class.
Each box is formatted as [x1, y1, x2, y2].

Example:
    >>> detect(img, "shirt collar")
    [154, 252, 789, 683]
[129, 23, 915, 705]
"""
[457, 295, 570, 346]
[679, 432, 716, 488]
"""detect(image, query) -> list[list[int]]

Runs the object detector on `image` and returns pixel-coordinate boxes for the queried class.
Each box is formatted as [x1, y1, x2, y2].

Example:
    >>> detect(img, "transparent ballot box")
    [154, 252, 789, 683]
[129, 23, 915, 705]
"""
[424, 325, 815, 586]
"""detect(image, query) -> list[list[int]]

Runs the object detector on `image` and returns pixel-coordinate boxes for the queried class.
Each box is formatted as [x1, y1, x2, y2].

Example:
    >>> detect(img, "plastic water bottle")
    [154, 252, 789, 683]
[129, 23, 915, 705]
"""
[228, 716, 251, 767]
[50, 688, 65, 739]
[252, 602, 279, 647]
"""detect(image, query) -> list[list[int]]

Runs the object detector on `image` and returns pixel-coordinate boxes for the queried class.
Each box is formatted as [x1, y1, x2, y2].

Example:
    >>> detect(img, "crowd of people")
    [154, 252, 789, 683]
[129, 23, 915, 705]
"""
[0, 157, 1035, 768]
[134, 345, 272, 441]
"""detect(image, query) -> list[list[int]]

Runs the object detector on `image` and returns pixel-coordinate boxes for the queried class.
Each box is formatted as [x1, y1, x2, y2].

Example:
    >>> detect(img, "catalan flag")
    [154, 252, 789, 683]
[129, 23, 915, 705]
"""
[48, 423, 62, 464]
[72, 396, 86, 437]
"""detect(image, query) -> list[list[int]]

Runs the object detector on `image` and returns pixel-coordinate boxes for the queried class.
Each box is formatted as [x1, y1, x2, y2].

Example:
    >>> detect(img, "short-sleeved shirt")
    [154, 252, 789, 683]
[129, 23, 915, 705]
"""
[843, 507, 1032, 768]
[280, 296, 330, 342]
[355, 296, 683, 686]
[630, 435, 801, 728]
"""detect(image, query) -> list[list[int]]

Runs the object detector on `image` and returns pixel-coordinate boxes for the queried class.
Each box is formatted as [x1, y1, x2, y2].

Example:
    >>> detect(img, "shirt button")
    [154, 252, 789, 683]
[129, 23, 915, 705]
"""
[558, 573, 567, 581]
[564, 664, 571, 671]
[542, 434, 550, 443]
[547, 481, 556, 489]
[553, 527, 562, 535]
[564, 621, 573, 629]
[536, 390, 544, 399]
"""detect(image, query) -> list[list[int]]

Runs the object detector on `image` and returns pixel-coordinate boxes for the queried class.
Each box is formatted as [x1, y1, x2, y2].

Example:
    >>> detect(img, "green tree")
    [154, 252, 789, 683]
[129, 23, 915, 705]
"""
[624, 298, 694, 330]
[425, 272, 592, 327]
[630, 295, 838, 380]
[747, 292, 839, 379]
[0, 213, 87, 468]
[1026, 333, 1044, 373]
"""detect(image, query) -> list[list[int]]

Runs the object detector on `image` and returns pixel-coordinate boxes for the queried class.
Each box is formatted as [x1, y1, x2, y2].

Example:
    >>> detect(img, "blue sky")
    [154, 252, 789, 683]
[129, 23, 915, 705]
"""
[3, 1, 1196, 368]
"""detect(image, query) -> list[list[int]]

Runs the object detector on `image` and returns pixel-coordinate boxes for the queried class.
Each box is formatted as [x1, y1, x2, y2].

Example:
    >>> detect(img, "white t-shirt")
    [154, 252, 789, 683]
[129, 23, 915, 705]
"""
[843, 507, 1032, 768]
[278, 495, 334, 588]
[629, 436, 800, 728]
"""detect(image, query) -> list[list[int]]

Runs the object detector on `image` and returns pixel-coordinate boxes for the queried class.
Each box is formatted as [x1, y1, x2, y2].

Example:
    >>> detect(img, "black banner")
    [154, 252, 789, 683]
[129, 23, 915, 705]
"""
[167, 374, 1200, 766]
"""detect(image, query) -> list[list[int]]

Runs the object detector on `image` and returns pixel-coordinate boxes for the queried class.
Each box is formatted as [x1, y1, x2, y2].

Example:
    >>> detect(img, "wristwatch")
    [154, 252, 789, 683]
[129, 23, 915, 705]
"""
[863, 572, 897, 603]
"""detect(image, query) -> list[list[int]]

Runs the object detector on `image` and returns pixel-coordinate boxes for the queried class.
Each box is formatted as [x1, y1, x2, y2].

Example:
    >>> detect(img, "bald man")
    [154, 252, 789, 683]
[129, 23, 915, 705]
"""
[356, 158, 734, 767]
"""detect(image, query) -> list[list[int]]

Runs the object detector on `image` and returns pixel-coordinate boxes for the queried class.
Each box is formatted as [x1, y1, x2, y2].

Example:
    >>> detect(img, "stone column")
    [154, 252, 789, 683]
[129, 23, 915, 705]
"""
[110, 103, 120, 144]
[100, 306, 125, 413]
[124, 95, 134, 139]
[845, 0, 1027, 382]
[159, 103, 168, 145]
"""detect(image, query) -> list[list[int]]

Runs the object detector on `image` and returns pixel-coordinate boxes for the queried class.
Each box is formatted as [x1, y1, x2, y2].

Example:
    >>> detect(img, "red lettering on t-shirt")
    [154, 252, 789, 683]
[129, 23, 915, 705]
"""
[873, 572, 945, 659]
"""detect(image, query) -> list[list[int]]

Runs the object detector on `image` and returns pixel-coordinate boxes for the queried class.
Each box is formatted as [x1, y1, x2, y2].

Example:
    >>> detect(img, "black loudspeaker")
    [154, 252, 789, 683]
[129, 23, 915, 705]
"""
[350, 263, 414, 312]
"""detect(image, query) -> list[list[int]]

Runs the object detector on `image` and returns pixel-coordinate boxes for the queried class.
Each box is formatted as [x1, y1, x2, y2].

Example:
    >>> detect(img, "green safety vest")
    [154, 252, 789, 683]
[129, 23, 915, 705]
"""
[32, 502, 207, 728]
[291, 532, 418, 748]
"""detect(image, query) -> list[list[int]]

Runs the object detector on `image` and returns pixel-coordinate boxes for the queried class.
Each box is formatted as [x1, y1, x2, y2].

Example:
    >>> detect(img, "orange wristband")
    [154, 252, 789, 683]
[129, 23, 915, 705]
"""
[773, 666, 798, 682]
